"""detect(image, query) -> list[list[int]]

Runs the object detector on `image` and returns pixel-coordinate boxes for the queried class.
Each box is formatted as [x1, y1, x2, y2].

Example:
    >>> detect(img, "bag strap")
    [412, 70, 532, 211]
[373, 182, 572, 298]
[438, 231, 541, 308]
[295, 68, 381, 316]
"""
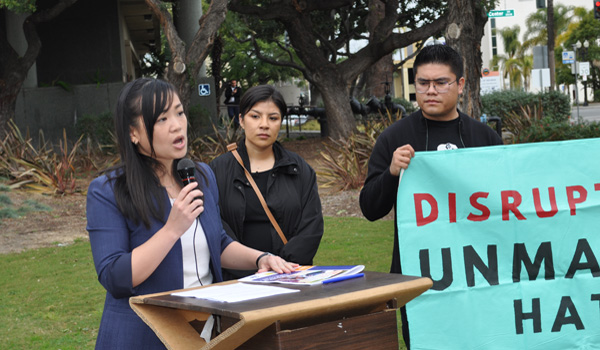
[227, 143, 288, 245]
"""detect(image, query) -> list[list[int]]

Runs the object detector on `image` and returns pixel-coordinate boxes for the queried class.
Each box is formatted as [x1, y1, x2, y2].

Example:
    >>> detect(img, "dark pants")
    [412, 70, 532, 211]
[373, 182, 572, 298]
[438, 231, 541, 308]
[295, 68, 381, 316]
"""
[401, 305, 410, 349]
[227, 105, 240, 125]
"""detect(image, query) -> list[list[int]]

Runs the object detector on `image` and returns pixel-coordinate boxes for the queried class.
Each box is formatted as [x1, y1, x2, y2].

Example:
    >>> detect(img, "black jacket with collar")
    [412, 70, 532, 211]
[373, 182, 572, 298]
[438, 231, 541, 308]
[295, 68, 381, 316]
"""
[209, 140, 323, 279]
[359, 109, 504, 274]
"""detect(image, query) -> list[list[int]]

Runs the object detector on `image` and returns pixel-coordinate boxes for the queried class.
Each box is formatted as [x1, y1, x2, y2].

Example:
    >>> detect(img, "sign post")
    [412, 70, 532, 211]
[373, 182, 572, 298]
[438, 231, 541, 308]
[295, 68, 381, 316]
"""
[571, 46, 580, 121]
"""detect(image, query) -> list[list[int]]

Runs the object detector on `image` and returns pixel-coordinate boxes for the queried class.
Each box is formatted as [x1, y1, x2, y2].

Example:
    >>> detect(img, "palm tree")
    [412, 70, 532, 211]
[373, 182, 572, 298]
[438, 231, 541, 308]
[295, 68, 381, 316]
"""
[492, 26, 525, 89]
[520, 55, 534, 91]
[523, 4, 585, 50]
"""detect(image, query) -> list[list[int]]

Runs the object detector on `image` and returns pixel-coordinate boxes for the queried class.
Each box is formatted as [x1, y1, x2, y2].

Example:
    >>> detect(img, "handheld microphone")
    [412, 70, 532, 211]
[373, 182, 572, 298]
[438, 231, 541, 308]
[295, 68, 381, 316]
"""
[176, 158, 202, 201]
[176, 158, 204, 284]
[177, 158, 196, 185]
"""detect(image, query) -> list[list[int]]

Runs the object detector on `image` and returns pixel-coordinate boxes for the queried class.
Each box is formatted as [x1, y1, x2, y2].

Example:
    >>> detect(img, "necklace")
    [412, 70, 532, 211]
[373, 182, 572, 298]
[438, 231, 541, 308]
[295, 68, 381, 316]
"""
[165, 186, 179, 199]
[251, 157, 275, 173]
[161, 178, 180, 198]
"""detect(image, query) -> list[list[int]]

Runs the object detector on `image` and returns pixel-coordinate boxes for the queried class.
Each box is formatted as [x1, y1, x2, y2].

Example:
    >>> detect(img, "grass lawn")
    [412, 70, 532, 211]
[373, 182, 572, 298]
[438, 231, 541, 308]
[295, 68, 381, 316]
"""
[0, 216, 402, 349]
[0, 238, 103, 350]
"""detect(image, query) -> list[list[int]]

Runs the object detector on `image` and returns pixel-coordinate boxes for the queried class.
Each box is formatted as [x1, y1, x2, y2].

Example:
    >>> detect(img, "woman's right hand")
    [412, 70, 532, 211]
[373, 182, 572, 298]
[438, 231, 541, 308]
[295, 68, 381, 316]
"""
[130, 183, 204, 287]
[165, 182, 204, 238]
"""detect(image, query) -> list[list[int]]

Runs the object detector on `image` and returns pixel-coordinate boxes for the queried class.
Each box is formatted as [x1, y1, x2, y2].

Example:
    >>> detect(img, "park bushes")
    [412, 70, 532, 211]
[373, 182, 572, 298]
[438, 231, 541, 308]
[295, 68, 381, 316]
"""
[76, 111, 114, 146]
[514, 120, 600, 143]
[481, 89, 571, 123]
[392, 97, 418, 115]
[480, 89, 600, 143]
[502, 104, 600, 143]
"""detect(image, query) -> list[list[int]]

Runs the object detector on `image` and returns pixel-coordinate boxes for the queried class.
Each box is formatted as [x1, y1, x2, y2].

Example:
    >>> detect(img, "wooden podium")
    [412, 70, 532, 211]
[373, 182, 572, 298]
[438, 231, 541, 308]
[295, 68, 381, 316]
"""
[130, 271, 432, 350]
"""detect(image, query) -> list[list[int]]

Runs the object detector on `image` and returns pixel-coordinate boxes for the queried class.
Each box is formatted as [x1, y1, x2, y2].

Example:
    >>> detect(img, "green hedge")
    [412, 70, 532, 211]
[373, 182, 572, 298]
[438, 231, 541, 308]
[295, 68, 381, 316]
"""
[481, 90, 570, 123]
[76, 111, 113, 145]
[391, 97, 418, 115]
[187, 104, 213, 137]
[515, 120, 600, 143]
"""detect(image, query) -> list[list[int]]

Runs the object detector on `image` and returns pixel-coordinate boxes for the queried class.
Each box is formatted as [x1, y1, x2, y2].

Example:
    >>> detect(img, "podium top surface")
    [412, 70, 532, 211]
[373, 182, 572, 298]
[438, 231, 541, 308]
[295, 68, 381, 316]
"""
[131, 271, 432, 319]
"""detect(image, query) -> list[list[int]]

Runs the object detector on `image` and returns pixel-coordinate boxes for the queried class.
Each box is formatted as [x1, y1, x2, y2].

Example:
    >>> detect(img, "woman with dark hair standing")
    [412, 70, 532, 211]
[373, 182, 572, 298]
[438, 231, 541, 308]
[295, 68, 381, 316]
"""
[86, 78, 295, 349]
[210, 85, 323, 280]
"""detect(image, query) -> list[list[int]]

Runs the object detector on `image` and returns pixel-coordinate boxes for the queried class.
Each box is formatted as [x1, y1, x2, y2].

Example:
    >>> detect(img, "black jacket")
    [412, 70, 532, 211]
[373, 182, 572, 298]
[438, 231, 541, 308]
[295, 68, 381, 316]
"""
[359, 109, 503, 274]
[224, 85, 242, 105]
[209, 140, 323, 279]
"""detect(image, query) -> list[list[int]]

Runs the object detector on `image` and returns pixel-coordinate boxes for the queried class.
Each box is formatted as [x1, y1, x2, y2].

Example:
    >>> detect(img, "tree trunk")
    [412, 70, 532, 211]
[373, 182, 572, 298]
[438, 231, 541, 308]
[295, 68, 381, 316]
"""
[309, 85, 323, 107]
[314, 69, 356, 140]
[317, 79, 356, 140]
[363, 0, 394, 99]
[363, 54, 394, 98]
[352, 73, 365, 99]
[146, 0, 227, 115]
[0, 87, 19, 138]
[0, 0, 78, 138]
[446, 0, 487, 119]
[0, 53, 23, 138]
[211, 34, 224, 108]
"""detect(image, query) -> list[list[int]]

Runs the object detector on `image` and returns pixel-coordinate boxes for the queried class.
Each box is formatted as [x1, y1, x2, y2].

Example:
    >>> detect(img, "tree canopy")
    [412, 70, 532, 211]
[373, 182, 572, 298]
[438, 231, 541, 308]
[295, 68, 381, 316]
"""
[0, 0, 36, 13]
[229, 0, 448, 138]
[209, 10, 304, 102]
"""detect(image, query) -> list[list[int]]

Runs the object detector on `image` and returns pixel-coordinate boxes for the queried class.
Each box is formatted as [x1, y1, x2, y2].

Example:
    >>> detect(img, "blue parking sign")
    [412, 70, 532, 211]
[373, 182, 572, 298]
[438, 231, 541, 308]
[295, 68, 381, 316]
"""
[562, 51, 574, 64]
[198, 84, 211, 96]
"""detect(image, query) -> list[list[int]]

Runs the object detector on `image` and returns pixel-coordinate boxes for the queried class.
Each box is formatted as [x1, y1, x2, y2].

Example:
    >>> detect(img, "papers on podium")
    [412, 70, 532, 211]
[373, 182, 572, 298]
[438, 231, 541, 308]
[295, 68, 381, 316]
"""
[239, 265, 365, 286]
[170, 265, 365, 303]
[172, 283, 299, 303]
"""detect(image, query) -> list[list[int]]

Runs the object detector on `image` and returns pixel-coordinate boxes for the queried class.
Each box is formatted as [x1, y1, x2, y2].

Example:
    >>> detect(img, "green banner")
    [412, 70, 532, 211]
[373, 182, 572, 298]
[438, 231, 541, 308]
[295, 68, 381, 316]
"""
[396, 138, 600, 349]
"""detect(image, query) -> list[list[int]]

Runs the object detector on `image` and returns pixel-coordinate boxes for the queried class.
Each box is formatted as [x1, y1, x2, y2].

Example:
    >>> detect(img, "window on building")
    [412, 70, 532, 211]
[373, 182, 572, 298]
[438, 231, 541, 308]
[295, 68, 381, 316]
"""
[491, 19, 498, 57]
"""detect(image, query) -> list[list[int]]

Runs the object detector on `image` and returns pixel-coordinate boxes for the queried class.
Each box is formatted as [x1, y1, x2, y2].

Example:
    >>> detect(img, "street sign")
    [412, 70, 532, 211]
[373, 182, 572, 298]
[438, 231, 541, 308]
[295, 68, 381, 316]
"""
[198, 84, 211, 96]
[562, 51, 575, 64]
[532, 68, 551, 89]
[488, 9, 515, 17]
[579, 61, 590, 76]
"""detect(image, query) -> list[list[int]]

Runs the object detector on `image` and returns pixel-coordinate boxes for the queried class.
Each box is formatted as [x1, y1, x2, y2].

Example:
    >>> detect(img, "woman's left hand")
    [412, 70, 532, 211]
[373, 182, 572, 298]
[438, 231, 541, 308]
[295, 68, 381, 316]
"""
[257, 254, 298, 274]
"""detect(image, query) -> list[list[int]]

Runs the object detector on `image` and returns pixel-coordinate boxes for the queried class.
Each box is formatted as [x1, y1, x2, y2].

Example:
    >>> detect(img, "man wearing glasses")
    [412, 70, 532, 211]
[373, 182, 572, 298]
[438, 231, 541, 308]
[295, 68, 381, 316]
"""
[359, 44, 503, 349]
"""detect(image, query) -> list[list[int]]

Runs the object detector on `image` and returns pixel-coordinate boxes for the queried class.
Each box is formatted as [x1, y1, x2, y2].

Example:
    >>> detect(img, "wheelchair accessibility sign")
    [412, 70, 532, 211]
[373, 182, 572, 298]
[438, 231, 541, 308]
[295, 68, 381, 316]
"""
[198, 84, 211, 96]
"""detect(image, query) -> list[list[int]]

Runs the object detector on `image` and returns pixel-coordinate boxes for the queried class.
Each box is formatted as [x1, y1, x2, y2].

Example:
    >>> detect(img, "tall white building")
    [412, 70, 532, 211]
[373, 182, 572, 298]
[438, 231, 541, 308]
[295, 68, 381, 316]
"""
[481, 0, 592, 72]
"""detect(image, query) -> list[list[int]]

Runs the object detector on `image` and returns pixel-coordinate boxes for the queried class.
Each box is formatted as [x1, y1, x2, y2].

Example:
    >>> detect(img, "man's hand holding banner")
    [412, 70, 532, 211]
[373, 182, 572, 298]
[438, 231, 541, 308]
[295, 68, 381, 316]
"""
[397, 138, 600, 349]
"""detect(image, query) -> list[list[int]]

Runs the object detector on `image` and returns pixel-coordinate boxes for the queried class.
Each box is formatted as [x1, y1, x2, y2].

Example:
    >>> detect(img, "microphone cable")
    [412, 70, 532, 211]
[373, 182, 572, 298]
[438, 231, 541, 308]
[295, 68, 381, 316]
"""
[192, 217, 203, 286]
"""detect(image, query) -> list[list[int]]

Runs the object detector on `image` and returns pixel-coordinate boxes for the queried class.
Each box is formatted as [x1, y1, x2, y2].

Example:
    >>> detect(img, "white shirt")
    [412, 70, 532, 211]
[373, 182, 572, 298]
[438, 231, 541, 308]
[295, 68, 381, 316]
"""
[229, 86, 236, 103]
[171, 199, 213, 288]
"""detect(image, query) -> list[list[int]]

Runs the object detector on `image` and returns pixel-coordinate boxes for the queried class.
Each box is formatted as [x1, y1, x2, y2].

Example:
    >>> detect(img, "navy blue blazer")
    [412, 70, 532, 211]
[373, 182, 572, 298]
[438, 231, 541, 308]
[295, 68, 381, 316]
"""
[87, 162, 233, 349]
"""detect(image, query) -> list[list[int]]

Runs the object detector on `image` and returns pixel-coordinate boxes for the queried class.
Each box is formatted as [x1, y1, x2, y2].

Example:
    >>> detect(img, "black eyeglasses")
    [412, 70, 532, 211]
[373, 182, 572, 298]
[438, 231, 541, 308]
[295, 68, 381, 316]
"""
[415, 79, 458, 94]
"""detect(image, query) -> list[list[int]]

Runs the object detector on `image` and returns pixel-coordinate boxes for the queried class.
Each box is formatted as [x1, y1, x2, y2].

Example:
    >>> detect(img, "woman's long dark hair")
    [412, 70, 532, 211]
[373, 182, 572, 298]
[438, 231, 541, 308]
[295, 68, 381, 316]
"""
[108, 78, 204, 228]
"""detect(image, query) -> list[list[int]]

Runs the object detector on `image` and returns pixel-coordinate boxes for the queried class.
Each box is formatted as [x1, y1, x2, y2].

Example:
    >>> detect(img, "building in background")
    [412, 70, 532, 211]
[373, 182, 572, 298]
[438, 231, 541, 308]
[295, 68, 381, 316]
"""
[4, 0, 216, 142]
[391, 0, 592, 103]
[482, 0, 591, 70]
[482, 0, 592, 95]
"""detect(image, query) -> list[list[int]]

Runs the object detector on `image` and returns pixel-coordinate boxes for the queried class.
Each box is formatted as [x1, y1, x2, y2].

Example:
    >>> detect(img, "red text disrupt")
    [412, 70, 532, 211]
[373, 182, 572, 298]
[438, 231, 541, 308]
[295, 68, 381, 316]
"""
[413, 183, 600, 227]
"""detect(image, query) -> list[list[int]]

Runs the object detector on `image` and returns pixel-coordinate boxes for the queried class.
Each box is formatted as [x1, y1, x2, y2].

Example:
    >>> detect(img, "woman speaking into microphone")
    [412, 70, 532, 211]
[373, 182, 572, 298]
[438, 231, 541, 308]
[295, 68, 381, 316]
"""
[86, 78, 296, 349]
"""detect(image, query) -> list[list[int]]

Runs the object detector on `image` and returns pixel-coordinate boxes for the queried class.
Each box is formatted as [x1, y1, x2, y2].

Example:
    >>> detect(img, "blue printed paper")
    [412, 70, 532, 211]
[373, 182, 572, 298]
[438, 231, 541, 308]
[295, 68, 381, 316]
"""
[396, 138, 600, 349]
